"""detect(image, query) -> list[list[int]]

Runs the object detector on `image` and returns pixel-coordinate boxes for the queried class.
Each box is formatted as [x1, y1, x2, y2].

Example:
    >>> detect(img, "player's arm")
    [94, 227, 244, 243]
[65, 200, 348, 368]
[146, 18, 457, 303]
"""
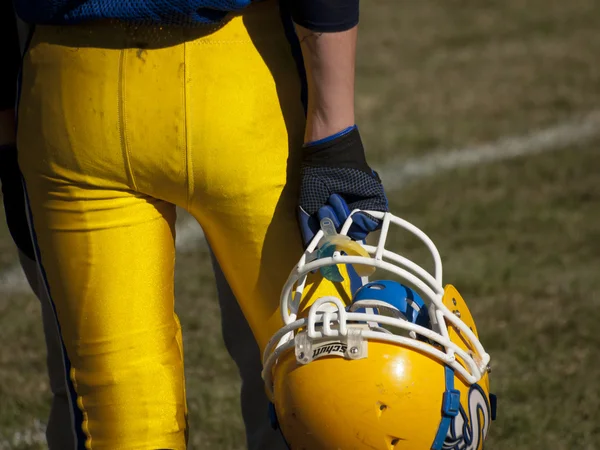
[294, 25, 357, 143]
[292, 1, 389, 245]
[292, 0, 358, 143]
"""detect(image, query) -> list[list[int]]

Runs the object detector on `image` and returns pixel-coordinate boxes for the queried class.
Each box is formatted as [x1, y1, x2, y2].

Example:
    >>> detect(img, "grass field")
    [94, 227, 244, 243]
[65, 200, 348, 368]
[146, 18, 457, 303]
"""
[1, 0, 600, 449]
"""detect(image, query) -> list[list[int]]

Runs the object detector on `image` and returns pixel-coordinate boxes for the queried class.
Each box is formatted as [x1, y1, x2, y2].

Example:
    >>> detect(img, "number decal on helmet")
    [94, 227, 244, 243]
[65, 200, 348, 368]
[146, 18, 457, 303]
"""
[444, 384, 491, 450]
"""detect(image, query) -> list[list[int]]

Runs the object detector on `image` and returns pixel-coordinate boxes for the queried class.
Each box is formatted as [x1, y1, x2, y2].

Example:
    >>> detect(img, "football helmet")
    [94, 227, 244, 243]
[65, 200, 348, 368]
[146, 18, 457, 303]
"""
[262, 210, 495, 450]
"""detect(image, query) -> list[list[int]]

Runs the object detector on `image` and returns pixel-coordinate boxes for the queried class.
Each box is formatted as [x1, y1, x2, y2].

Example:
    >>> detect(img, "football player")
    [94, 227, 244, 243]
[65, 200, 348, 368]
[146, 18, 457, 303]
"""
[0, 0, 388, 448]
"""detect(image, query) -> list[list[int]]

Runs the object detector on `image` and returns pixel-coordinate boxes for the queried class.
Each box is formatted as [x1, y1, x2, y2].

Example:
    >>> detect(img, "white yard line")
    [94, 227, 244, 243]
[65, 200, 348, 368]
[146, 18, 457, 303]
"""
[379, 110, 600, 190]
[1, 111, 600, 446]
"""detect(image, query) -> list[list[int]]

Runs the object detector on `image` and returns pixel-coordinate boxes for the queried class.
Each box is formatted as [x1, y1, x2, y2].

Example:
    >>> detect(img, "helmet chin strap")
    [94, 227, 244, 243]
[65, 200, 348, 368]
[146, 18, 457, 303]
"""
[431, 366, 461, 450]
[268, 402, 292, 449]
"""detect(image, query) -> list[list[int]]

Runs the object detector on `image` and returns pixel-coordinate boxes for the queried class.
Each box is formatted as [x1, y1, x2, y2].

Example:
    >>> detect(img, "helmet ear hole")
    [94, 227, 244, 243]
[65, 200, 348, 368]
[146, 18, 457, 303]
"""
[349, 280, 434, 338]
[352, 280, 430, 326]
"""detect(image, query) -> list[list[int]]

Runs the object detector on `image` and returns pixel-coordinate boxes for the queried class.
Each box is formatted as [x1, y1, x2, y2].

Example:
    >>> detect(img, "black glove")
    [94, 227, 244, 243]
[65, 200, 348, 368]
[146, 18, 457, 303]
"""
[0, 144, 35, 260]
[297, 126, 389, 246]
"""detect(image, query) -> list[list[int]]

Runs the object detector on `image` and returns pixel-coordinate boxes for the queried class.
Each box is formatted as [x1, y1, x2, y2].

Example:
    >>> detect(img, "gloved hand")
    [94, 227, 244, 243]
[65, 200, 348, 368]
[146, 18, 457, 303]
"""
[297, 125, 388, 246]
[0, 143, 35, 260]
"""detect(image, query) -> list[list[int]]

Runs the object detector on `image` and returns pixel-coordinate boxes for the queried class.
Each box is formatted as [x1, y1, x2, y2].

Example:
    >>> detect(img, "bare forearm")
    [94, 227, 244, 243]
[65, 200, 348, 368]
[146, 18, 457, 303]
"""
[296, 25, 357, 143]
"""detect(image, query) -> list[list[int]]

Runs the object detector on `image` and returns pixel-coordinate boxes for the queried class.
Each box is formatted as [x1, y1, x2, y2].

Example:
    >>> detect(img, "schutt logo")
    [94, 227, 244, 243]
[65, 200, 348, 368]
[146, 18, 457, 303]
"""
[312, 343, 347, 359]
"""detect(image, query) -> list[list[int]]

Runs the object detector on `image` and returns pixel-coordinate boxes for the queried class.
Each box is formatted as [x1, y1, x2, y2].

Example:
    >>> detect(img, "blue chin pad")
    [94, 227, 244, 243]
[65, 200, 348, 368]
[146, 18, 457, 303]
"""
[352, 280, 430, 327]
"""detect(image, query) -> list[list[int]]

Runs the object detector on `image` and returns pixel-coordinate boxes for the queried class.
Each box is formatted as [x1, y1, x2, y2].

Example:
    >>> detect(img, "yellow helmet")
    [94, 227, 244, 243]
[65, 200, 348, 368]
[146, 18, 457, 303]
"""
[262, 211, 496, 450]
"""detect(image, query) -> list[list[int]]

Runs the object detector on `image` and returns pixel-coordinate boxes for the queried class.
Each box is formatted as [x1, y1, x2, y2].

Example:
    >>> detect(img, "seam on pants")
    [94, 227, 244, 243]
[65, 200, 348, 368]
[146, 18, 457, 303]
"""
[183, 41, 193, 210]
[118, 49, 138, 191]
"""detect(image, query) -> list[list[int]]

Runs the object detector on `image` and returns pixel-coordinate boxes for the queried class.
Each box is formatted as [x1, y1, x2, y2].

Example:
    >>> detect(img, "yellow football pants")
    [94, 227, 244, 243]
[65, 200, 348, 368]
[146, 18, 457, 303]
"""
[17, 2, 352, 448]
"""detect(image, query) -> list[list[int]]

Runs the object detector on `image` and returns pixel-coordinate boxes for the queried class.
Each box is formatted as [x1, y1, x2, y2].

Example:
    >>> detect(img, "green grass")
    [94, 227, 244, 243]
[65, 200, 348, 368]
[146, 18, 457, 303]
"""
[357, 0, 600, 160]
[387, 144, 600, 450]
[2, 0, 600, 449]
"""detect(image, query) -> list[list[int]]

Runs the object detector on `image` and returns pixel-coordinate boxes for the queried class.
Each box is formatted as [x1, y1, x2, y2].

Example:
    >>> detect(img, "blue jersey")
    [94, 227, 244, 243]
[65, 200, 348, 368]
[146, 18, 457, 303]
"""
[13, 0, 253, 25]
